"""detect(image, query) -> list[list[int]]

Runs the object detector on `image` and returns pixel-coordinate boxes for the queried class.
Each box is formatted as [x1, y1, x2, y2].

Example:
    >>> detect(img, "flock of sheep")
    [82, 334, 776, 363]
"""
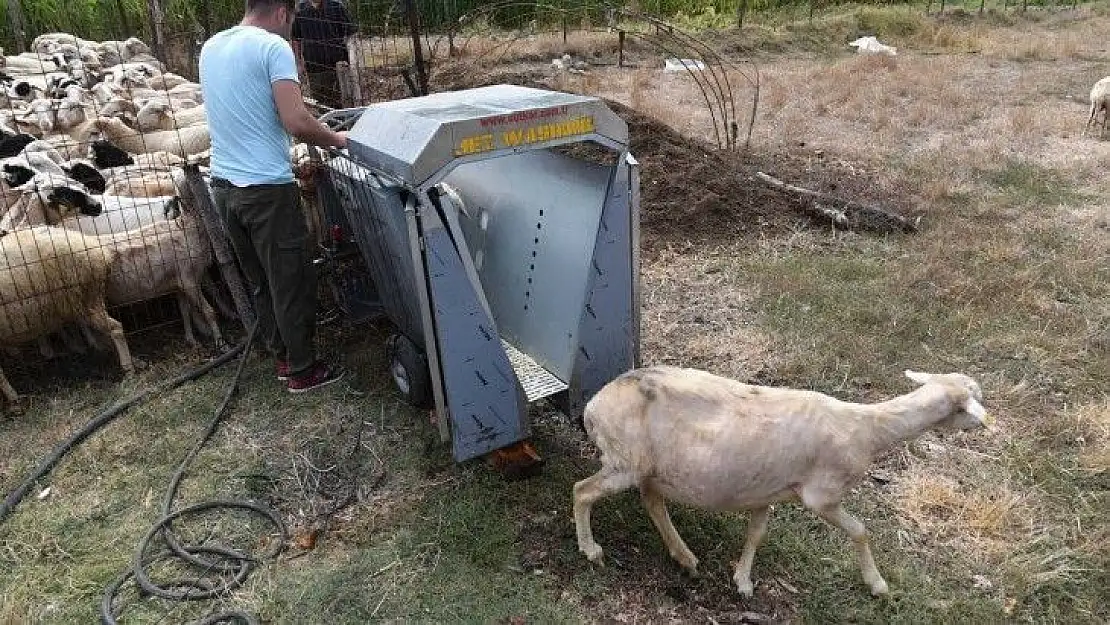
[0, 33, 263, 412]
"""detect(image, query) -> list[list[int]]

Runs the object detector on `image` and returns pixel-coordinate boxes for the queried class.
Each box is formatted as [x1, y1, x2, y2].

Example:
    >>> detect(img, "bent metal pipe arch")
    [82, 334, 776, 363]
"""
[440, 1, 759, 151]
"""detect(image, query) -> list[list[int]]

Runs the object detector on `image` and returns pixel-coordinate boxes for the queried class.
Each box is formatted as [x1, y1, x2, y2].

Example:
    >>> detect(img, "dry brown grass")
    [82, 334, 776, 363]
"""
[1071, 399, 1110, 475]
[431, 30, 619, 65]
[640, 245, 781, 378]
[895, 461, 1036, 563]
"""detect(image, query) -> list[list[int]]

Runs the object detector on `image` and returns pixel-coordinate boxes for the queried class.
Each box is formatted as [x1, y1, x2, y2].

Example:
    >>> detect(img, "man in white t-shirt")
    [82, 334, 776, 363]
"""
[199, 0, 347, 393]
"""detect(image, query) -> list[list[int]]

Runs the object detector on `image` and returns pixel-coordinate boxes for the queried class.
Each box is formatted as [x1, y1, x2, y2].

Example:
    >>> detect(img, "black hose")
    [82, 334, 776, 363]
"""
[99, 320, 289, 624]
[0, 332, 249, 524]
[0, 320, 287, 624]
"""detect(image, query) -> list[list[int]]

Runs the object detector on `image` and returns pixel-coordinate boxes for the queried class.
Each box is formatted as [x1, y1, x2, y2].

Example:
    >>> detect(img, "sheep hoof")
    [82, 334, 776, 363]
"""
[868, 578, 889, 596]
[674, 553, 699, 575]
[580, 543, 604, 564]
[734, 577, 755, 598]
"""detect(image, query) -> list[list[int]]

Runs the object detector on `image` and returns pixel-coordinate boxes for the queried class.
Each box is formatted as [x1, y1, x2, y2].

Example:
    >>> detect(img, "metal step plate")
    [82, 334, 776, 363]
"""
[501, 339, 568, 402]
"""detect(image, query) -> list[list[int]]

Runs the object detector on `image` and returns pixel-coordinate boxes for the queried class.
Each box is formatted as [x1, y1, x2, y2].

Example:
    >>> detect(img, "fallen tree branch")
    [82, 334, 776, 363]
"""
[755, 171, 920, 233]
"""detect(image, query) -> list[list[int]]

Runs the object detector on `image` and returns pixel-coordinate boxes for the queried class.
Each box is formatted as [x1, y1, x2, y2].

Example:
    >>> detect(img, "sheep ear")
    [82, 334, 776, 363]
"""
[904, 369, 931, 385]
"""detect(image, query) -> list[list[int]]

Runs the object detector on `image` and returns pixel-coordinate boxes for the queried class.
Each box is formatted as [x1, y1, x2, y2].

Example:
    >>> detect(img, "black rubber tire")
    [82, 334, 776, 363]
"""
[387, 333, 432, 409]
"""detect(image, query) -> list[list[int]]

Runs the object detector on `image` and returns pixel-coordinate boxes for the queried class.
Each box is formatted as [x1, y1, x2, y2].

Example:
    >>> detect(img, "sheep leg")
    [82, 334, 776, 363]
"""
[189, 304, 214, 339]
[572, 469, 638, 564]
[809, 503, 888, 596]
[78, 321, 104, 352]
[202, 274, 238, 321]
[176, 294, 199, 347]
[85, 306, 135, 375]
[639, 486, 699, 574]
[182, 284, 226, 351]
[732, 506, 771, 598]
[0, 366, 21, 409]
[37, 336, 57, 360]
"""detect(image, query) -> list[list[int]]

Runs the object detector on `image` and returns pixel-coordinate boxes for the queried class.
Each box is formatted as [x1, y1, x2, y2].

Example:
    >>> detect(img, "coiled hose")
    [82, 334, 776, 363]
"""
[0, 322, 288, 624]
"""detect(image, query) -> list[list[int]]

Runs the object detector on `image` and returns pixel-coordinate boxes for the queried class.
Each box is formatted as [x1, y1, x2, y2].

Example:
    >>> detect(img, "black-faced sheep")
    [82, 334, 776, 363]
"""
[0, 134, 36, 158]
[93, 116, 210, 160]
[89, 139, 134, 168]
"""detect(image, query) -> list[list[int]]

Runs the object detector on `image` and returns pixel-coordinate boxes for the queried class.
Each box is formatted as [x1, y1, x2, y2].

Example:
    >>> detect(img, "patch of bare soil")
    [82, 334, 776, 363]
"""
[605, 100, 917, 257]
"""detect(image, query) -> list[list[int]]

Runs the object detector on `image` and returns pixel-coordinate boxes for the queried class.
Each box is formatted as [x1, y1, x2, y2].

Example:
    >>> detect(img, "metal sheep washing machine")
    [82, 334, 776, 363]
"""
[317, 85, 641, 465]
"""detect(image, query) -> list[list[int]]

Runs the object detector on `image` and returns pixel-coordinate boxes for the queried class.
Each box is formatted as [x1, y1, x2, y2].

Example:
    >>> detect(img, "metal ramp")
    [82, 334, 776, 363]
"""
[501, 339, 568, 402]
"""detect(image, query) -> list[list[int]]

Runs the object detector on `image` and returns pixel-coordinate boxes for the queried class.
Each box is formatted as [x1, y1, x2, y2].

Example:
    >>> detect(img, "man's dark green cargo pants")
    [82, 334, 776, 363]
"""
[212, 179, 318, 377]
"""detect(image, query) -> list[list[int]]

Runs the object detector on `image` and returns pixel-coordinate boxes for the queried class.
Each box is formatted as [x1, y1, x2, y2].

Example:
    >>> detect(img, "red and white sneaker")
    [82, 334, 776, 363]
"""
[276, 359, 291, 382]
[286, 361, 345, 394]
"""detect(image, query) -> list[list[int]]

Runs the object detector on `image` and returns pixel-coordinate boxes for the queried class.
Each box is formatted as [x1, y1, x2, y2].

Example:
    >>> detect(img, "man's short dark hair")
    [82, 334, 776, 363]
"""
[246, 0, 295, 12]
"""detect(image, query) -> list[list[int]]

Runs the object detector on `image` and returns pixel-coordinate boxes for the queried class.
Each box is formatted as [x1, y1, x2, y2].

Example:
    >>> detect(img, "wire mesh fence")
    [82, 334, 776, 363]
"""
[0, 1, 727, 403]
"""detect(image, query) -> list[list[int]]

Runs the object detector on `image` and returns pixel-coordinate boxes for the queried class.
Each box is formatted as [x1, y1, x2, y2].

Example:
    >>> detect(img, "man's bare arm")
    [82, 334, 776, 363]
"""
[273, 79, 347, 148]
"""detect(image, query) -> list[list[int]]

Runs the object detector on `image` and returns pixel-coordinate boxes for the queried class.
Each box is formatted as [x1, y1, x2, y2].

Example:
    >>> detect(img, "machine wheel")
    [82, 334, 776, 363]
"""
[387, 333, 432, 408]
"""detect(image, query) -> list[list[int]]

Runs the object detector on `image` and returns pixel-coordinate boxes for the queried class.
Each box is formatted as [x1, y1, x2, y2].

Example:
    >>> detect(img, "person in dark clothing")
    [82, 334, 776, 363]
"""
[291, 0, 357, 109]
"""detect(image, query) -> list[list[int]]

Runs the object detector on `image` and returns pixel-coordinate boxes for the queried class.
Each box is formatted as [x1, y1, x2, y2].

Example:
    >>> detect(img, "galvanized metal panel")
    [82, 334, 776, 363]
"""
[628, 153, 642, 369]
[562, 157, 638, 420]
[408, 197, 451, 444]
[420, 206, 529, 462]
[327, 155, 426, 349]
[440, 149, 612, 383]
[347, 85, 628, 186]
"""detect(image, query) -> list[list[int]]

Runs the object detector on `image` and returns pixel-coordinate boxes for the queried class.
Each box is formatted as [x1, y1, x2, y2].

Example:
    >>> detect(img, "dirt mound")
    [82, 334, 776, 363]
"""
[605, 99, 913, 254]
[607, 100, 792, 251]
[430, 61, 551, 92]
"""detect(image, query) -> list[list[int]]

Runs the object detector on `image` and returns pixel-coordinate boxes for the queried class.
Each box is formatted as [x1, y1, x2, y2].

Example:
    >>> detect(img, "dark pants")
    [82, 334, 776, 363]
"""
[213, 180, 318, 376]
[307, 68, 341, 109]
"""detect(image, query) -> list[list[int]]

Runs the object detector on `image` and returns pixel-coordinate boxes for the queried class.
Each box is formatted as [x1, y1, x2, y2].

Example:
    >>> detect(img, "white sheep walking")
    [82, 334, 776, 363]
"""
[1084, 76, 1110, 138]
[572, 366, 992, 597]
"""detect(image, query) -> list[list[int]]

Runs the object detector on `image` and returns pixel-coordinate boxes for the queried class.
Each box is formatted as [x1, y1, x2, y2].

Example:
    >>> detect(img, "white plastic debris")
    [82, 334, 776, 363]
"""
[848, 36, 897, 56]
[551, 53, 575, 71]
[664, 58, 707, 72]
